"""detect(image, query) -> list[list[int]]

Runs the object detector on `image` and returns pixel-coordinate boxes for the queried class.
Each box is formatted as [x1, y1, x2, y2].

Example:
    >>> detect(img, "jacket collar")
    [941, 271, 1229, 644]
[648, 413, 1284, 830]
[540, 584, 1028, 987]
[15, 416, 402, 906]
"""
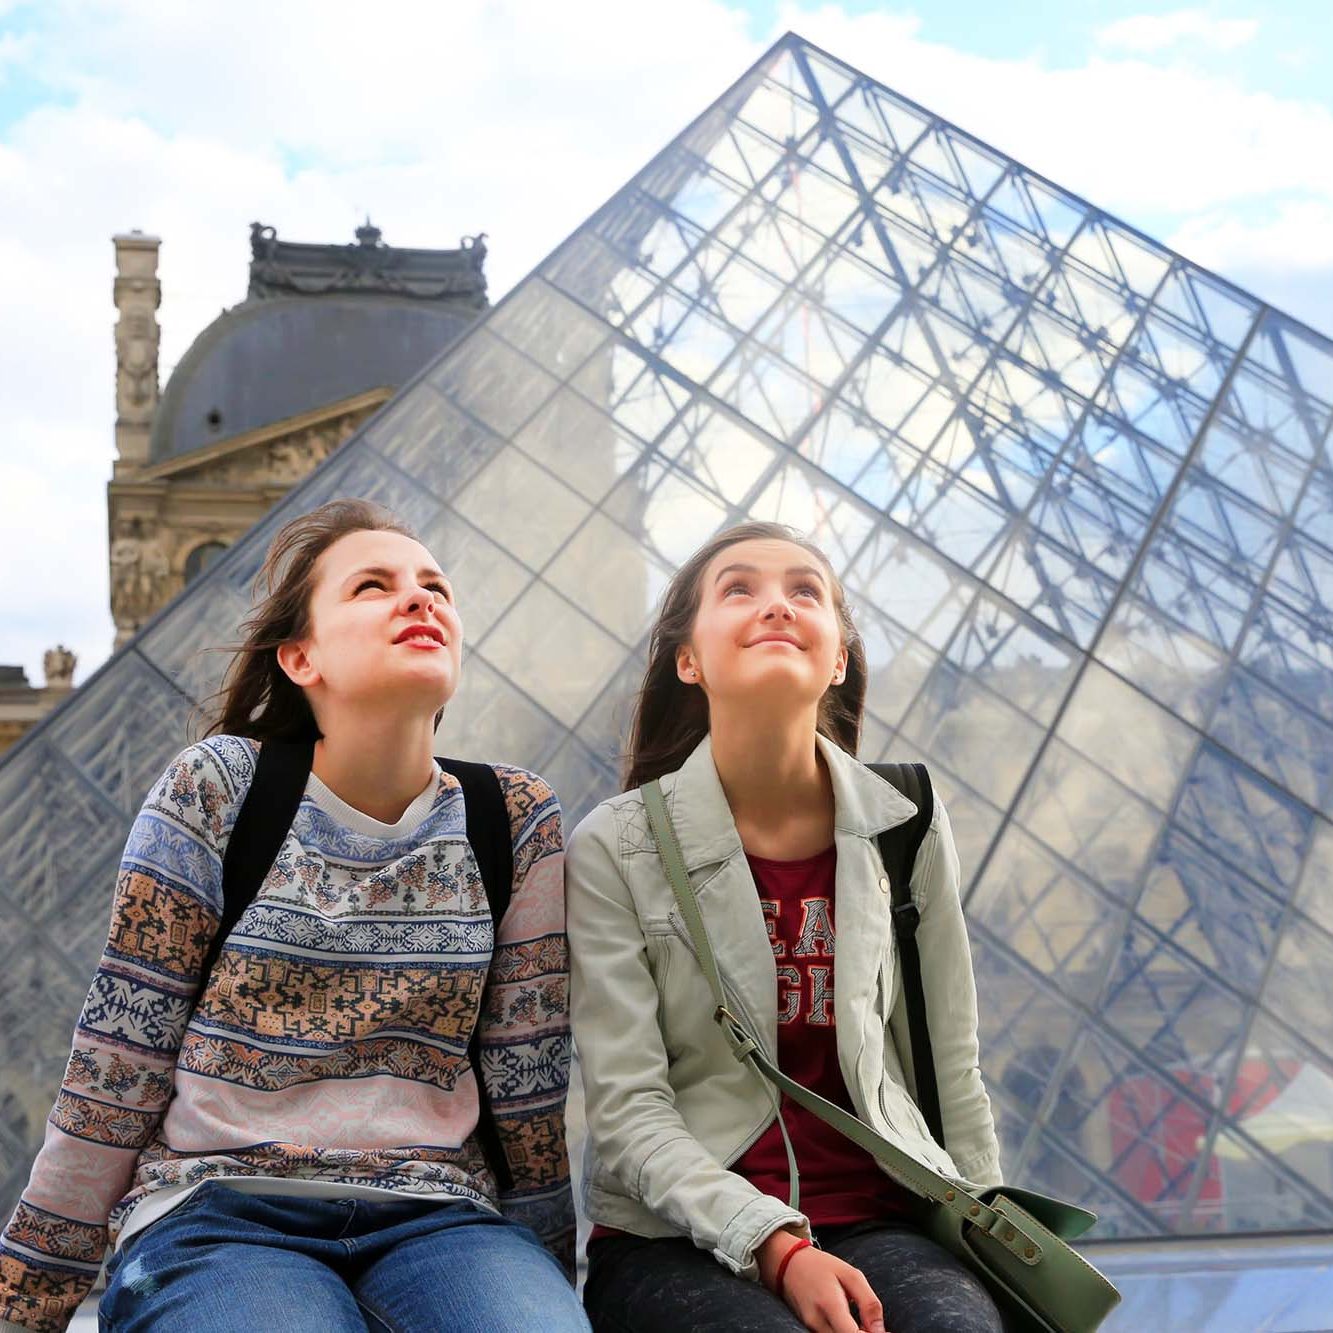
[662, 731, 919, 872]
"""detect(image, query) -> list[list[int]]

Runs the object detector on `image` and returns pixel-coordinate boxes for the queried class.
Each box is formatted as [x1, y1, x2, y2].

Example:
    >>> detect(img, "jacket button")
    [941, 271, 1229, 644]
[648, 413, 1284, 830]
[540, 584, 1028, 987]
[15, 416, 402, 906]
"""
[878, 876, 890, 893]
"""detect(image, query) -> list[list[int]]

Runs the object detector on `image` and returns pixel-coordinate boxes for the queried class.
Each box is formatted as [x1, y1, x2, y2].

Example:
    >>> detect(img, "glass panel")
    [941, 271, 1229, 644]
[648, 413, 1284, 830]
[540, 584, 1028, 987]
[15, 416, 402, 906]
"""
[1264, 917, 1333, 1066]
[986, 524, 1117, 649]
[1295, 464, 1333, 553]
[1013, 736, 1164, 903]
[44, 652, 194, 815]
[1175, 744, 1312, 896]
[363, 387, 505, 496]
[708, 343, 823, 443]
[968, 827, 1122, 998]
[427, 328, 560, 437]
[1292, 815, 1333, 936]
[510, 387, 647, 506]
[929, 770, 1003, 895]
[1056, 662, 1196, 810]
[845, 526, 976, 650]
[1097, 591, 1230, 727]
[899, 660, 1047, 808]
[1237, 592, 1333, 724]
[658, 404, 778, 505]
[540, 736, 617, 832]
[0, 740, 124, 928]
[440, 651, 565, 768]
[1138, 829, 1284, 998]
[1192, 413, 1309, 520]
[451, 444, 590, 570]
[1100, 924, 1250, 1105]
[487, 279, 608, 378]
[745, 460, 879, 572]
[1063, 404, 1177, 518]
[856, 603, 936, 731]
[943, 594, 1080, 728]
[1064, 1023, 1219, 1233]
[602, 455, 730, 568]
[972, 932, 1082, 1125]
[1211, 1016, 1333, 1230]
[1166, 465, 1281, 573]
[543, 229, 654, 326]
[571, 340, 692, 444]
[137, 580, 250, 701]
[575, 652, 648, 775]
[544, 514, 674, 647]
[477, 581, 628, 730]
[890, 460, 1011, 572]
[1125, 531, 1255, 656]
[1269, 532, 1333, 630]
[1208, 666, 1333, 815]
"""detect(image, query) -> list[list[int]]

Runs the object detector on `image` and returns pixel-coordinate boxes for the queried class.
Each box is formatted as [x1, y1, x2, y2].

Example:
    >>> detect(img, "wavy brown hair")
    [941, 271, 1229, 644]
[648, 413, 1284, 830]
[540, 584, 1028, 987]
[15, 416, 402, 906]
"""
[204, 499, 417, 742]
[622, 521, 867, 791]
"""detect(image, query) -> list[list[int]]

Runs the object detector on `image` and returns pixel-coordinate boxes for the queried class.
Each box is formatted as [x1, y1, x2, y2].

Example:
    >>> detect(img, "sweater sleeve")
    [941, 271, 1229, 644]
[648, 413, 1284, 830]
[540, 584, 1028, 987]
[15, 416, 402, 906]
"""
[479, 766, 575, 1279]
[0, 742, 240, 1332]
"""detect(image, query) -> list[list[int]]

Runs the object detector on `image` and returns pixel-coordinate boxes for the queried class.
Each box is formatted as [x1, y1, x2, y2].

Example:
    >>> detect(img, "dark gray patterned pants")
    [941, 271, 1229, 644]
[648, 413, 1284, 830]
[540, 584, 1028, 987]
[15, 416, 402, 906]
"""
[583, 1220, 1007, 1333]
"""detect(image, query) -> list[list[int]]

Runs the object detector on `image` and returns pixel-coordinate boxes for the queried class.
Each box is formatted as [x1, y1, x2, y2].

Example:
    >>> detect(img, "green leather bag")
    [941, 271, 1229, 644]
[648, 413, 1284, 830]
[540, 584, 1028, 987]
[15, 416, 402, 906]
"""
[641, 778, 1121, 1333]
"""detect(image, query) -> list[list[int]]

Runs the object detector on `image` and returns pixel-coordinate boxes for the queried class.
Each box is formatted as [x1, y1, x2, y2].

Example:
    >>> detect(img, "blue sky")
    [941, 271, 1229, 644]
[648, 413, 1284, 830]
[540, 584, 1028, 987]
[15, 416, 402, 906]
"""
[1, 0, 1331, 691]
[735, 0, 1328, 86]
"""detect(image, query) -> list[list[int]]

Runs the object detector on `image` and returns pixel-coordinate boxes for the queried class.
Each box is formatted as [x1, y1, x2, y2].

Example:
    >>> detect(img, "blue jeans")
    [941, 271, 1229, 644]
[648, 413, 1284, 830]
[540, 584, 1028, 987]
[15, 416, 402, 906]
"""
[99, 1183, 590, 1332]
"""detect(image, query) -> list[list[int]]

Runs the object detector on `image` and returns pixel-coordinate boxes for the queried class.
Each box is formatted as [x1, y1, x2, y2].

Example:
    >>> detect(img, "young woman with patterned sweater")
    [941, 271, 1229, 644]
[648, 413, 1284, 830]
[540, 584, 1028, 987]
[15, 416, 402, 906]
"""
[0, 499, 587, 1333]
[567, 523, 1006, 1333]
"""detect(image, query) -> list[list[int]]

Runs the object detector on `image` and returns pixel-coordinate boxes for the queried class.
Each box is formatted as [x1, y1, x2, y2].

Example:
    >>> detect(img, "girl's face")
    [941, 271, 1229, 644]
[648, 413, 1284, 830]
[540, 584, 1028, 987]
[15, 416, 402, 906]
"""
[678, 538, 848, 714]
[279, 528, 463, 722]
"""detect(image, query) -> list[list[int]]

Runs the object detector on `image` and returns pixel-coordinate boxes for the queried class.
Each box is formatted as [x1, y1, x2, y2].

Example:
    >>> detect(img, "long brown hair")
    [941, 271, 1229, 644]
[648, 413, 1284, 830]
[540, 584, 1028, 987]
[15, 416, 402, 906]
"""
[204, 498, 417, 742]
[622, 521, 868, 790]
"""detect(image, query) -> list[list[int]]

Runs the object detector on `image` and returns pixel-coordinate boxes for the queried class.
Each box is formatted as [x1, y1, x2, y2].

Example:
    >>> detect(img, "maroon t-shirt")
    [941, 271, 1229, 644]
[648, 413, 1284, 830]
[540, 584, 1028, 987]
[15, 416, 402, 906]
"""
[590, 842, 911, 1245]
[731, 843, 912, 1226]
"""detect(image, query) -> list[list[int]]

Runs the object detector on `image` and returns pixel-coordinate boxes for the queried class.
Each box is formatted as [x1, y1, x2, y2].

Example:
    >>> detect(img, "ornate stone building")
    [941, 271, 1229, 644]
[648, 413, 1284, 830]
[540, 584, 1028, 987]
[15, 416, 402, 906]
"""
[0, 649, 76, 754]
[0, 221, 486, 753]
[106, 220, 488, 646]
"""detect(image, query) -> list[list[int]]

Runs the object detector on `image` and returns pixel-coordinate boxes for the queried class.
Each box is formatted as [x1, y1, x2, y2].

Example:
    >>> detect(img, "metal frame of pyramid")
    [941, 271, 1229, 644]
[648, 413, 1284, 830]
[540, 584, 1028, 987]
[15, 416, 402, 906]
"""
[2, 32, 1331, 1241]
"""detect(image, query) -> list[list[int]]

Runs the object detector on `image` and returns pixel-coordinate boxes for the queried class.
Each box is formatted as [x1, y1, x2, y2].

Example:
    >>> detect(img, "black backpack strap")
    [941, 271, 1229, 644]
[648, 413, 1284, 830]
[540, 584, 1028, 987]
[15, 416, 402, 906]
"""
[867, 761, 944, 1150]
[436, 757, 515, 1193]
[201, 738, 314, 988]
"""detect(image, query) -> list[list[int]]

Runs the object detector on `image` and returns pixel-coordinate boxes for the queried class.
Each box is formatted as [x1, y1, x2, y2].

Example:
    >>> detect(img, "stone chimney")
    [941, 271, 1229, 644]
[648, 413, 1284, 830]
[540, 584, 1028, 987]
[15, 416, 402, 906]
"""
[112, 231, 161, 475]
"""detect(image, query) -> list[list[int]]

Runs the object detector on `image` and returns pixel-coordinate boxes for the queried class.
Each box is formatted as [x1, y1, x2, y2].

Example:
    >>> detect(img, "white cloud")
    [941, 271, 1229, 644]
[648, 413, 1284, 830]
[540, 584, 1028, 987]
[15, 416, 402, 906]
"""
[780, 3, 1333, 216]
[1168, 199, 1333, 335]
[0, 27, 34, 71]
[1096, 9, 1260, 54]
[1, 0, 1331, 694]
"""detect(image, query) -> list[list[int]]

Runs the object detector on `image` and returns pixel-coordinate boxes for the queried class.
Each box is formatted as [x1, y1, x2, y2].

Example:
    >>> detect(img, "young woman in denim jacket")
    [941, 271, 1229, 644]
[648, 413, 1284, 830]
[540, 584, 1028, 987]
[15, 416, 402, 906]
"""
[567, 522, 1006, 1333]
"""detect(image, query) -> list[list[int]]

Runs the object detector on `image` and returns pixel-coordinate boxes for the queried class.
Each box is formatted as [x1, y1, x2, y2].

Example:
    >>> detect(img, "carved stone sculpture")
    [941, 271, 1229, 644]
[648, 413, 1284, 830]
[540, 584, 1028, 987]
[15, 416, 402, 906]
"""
[42, 646, 77, 689]
[110, 518, 175, 632]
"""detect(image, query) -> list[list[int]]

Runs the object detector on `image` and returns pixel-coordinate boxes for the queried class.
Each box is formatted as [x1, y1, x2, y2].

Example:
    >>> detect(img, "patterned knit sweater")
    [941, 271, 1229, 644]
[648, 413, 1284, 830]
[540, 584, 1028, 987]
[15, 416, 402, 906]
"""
[0, 736, 574, 1332]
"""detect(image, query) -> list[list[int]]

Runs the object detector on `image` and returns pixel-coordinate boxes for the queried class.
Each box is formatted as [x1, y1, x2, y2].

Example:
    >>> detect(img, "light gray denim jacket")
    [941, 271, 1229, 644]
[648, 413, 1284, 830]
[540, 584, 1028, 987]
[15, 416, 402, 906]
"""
[566, 732, 1003, 1280]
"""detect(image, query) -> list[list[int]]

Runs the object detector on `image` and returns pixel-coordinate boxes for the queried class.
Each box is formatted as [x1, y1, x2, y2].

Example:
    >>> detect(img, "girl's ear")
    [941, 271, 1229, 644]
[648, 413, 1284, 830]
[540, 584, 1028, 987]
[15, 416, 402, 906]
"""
[834, 643, 849, 684]
[276, 640, 320, 689]
[675, 645, 699, 684]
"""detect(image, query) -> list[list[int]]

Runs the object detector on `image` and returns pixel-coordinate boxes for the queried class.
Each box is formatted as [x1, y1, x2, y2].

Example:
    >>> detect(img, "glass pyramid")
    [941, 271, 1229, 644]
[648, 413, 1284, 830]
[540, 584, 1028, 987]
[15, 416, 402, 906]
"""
[3, 33, 1331, 1242]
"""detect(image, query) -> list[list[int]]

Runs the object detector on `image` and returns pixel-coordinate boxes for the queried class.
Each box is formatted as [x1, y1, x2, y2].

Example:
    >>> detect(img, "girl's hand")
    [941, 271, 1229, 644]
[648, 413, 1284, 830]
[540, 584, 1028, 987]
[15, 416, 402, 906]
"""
[757, 1230, 886, 1333]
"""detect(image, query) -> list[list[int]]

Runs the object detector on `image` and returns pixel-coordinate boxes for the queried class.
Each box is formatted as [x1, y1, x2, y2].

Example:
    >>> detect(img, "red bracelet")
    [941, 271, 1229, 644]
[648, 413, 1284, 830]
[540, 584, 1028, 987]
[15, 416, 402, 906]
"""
[774, 1237, 813, 1299]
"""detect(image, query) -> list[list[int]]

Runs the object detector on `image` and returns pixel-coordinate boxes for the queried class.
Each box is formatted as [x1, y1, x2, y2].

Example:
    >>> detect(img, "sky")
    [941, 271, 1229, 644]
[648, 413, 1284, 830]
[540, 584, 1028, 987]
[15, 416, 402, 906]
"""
[1, 0, 1331, 691]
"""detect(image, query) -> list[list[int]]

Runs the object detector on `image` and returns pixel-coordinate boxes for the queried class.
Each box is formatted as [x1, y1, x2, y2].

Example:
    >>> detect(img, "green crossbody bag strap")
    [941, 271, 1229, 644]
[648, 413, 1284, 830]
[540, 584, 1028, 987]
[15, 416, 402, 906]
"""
[638, 778, 803, 1212]
[640, 779, 1043, 1268]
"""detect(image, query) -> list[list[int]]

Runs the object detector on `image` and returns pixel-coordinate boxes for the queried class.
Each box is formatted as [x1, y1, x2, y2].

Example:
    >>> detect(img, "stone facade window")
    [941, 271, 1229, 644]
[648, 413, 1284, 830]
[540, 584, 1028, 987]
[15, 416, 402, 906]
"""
[183, 540, 228, 583]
